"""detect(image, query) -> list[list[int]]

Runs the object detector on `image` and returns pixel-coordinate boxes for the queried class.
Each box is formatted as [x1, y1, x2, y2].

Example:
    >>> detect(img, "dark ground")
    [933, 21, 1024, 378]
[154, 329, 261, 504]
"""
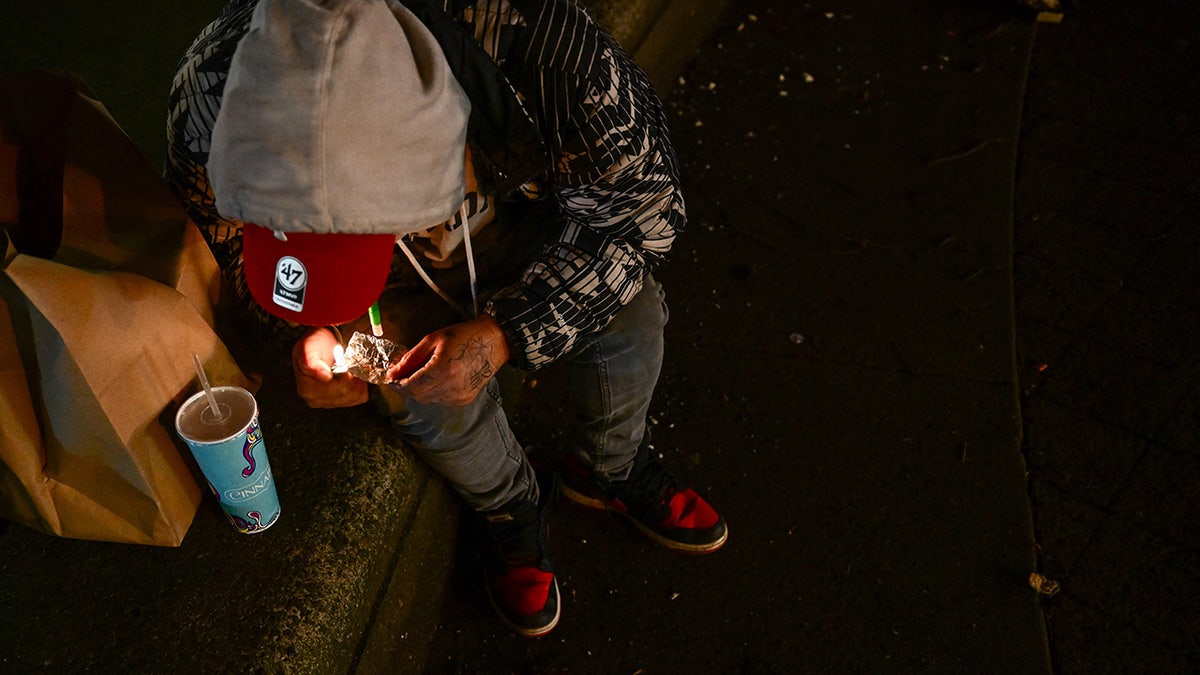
[421, 1, 1200, 673]
[1013, 2, 1200, 671]
[1, 0, 1197, 672]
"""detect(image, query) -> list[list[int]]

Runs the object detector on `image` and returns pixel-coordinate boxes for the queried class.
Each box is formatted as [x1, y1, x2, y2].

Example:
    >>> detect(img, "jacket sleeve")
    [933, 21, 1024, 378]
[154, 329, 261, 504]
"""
[484, 37, 687, 370]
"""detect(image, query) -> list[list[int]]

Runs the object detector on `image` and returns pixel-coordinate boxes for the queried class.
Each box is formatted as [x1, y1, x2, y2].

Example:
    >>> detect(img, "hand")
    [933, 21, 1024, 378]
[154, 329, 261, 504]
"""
[387, 315, 510, 406]
[291, 327, 368, 408]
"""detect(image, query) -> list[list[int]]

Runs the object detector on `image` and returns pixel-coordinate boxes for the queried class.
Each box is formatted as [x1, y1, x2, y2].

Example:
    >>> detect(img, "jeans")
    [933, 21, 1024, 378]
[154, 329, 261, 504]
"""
[386, 276, 668, 512]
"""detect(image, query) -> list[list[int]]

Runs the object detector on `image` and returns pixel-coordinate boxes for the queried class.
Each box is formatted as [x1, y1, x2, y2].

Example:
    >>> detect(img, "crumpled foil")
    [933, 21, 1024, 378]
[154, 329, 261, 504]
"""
[341, 331, 405, 385]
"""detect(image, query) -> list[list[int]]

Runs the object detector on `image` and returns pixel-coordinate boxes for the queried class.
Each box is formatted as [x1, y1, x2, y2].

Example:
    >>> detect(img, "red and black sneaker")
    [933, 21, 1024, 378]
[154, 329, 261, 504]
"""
[481, 492, 560, 637]
[559, 448, 728, 554]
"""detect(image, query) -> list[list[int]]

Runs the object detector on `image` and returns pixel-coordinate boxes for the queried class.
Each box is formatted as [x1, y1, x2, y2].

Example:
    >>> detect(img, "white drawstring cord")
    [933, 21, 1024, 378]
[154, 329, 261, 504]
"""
[392, 201, 479, 321]
[460, 201, 479, 317]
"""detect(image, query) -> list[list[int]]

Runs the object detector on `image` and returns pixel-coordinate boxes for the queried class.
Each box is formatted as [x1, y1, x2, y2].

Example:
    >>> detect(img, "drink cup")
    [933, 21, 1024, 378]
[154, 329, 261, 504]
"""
[174, 386, 280, 534]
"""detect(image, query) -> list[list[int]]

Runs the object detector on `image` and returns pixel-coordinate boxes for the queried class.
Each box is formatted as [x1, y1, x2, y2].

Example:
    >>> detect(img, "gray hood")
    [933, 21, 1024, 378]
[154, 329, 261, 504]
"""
[207, 0, 471, 235]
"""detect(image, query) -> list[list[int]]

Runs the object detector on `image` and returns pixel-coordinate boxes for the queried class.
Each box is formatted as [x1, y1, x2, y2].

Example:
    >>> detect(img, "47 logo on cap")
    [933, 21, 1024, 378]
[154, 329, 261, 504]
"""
[273, 256, 307, 312]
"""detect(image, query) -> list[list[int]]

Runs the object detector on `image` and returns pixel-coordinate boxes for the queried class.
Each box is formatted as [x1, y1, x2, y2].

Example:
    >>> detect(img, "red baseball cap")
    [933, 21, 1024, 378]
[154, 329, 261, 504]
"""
[242, 223, 397, 326]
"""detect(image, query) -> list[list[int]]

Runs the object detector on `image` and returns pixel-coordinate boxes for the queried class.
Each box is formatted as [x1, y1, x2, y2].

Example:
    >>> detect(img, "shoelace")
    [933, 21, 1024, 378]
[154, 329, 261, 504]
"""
[487, 506, 547, 568]
[614, 458, 682, 517]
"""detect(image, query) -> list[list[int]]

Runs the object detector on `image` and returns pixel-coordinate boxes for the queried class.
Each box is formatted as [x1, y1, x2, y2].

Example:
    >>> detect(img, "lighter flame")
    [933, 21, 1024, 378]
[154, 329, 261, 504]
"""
[332, 343, 347, 373]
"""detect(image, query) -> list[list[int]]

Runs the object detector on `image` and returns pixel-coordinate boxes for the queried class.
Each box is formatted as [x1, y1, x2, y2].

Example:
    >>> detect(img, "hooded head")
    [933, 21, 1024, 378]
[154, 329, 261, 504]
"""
[207, 0, 470, 325]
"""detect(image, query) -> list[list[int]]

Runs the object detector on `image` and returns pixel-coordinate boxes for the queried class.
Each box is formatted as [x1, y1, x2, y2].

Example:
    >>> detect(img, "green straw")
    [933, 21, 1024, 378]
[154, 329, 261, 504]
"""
[368, 302, 383, 337]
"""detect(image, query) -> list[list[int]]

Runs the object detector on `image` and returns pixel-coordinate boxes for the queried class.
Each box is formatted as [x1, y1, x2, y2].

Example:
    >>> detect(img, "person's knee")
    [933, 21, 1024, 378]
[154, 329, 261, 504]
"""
[391, 381, 503, 451]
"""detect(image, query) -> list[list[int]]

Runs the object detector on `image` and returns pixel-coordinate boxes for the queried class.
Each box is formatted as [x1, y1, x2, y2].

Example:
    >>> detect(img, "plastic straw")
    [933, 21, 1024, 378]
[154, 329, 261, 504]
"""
[369, 302, 384, 337]
[192, 353, 224, 421]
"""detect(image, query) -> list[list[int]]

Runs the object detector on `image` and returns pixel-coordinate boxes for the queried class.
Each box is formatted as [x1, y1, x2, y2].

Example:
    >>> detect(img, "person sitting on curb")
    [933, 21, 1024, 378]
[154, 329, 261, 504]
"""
[165, 0, 727, 637]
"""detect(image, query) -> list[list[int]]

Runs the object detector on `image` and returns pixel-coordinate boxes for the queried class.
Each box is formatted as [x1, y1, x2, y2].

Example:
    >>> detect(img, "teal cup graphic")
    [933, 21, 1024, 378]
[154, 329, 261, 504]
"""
[175, 386, 280, 534]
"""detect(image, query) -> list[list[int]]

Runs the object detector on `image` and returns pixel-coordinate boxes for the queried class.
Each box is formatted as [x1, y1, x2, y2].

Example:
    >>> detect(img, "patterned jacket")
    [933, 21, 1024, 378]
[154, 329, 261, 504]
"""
[165, 0, 686, 370]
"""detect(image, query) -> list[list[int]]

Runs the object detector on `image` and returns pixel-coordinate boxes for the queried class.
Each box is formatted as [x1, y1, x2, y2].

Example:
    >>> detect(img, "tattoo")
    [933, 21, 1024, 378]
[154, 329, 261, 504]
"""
[452, 336, 495, 391]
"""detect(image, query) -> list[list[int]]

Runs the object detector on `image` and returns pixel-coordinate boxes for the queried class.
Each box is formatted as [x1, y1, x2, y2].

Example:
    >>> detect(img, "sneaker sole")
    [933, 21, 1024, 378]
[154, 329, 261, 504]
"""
[486, 578, 561, 638]
[560, 482, 728, 554]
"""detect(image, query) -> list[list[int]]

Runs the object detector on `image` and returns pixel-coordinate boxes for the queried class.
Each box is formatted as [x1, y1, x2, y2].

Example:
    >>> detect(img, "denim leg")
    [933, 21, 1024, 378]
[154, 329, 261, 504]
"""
[388, 378, 537, 512]
[565, 276, 668, 482]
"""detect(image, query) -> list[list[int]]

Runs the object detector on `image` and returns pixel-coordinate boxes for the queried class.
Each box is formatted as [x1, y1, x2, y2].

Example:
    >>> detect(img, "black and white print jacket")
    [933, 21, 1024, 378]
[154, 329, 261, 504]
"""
[166, 0, 686, 370]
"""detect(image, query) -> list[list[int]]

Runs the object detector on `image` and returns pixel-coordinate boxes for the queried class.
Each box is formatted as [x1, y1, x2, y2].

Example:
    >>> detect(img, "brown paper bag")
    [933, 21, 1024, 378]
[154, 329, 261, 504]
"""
[0, 70, 223, 317]
[0, 71, 252, 546]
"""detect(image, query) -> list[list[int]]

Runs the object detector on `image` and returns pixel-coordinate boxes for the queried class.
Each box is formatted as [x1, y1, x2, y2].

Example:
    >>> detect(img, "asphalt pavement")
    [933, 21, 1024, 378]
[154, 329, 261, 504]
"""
[1014, 3, 1200, 671]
